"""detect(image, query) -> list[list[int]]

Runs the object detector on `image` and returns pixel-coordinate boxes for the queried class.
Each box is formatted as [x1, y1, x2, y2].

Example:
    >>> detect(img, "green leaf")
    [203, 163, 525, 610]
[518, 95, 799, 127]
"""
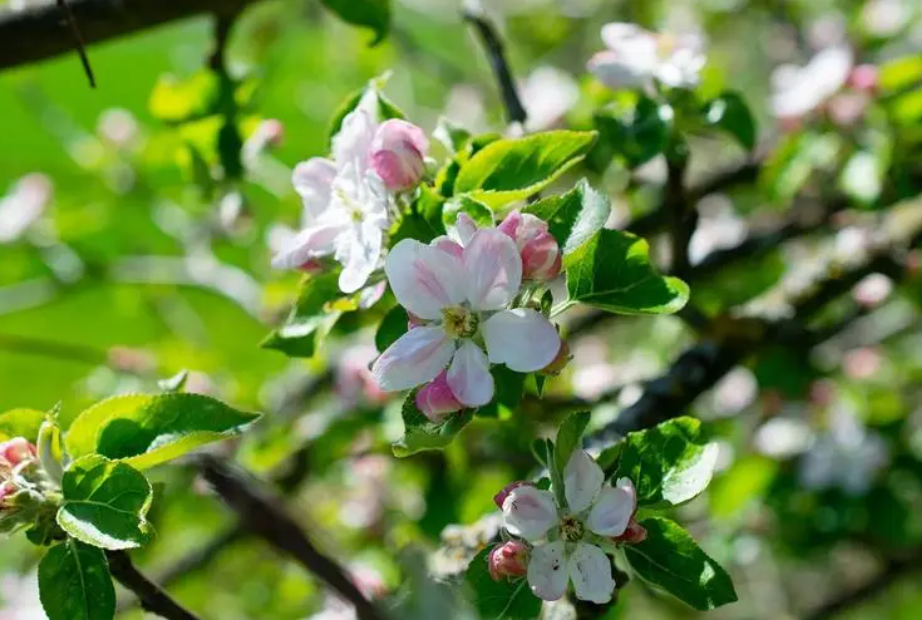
[442, 195, 495, 231]
[376, 305, 408, 353]
[39, 540, 116, 620]
[760, 131, 842, 203]
[523, 179, 611, 255]
[433, 117, 472, 152]
[262, 272, 344, 358]
[65, 393, 259, 470]
[476, 366, 525, 418]
[624, 517, 737, 611]
[0, 407, 45, 442]
[553, 412, 591, 507]
[392, 392, 473, 457]
[615, 417, 718, 507]
[149, 71, 220, 123]
[320, 0, 391, 45]
[595, 97, 671, 168]
[435, 132, 501, 197]
[879, 56, 922, 94]
[464, 549, 542, 619]
[703, 91, 756, 151]
[564, 229, 689, 315]
[57, 456, 153, 550]
[328, 76, 405, 143]
[454, 131, 597, 206]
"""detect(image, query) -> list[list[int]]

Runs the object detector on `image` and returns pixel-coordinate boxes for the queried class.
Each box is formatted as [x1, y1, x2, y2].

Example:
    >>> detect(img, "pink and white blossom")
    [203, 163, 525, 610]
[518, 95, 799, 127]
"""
[0, 438, 36, 468]
[771, 47, 853, 122]
[368, 119, 429, 192]
[371, 228, 561, 408]
[500, 450, 639, 603]
[498, 210, 562, 282]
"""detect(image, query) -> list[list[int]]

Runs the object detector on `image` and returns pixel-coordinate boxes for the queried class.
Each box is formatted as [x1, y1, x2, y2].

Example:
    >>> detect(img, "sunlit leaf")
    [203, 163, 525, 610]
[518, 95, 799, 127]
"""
[39, 540, 115, 620]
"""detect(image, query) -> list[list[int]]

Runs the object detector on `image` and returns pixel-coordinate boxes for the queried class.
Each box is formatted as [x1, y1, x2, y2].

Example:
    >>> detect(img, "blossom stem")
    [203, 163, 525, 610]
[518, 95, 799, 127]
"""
[549, 300, 575, 319]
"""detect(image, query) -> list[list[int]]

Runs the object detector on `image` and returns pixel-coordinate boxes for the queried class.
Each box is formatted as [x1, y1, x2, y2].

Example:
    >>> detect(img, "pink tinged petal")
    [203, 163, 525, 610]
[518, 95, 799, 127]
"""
[415, 371, 464, 423]
[568, 542, 615, 604]
[453, 212, 479, 246]
[462, 229, 522, 311]
[502, 486, 558, 542]
[292, 158, 336, 219]
[368, 119, 429, 192]
[431, 236, 464, 259]
[446, 340, 494, 407]
[385, 239, 466, 320]
[564, 449, 604, 514]
[527, 542, 569, 602]
[270, 222, 344, 270]
[586, 478, 637, 537]
[497, 209, 523, 242]
[371, 327, 455, 392]
[482, 309, 561, 373]
[521, 230, 562, 281]
[494, 481, 534, 509]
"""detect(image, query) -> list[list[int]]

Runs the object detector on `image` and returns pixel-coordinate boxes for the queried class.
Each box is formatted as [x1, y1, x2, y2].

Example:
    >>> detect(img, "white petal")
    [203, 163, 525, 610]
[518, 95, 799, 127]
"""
[270, 222, 344, 270]
[586, 478, 636, 537]
[600, 22, 650, 49]
[527, 542, 569, 602]
[446, 340, 494, 407]
[482, 309, 561, 372]
[587, 51, 649, 90]
[385, 239, 466, 320]
[337, 221, 383, 294]
[453, 212, 478, 246]
[568, 543, 615, 604]
[462, 229, 522, 311]
[370, 327, 455, 392]
[332, 90, 379, 167]
[292, 158, 336, 220]
[502, 486, 558, 542]
[564, 449, 604, 514]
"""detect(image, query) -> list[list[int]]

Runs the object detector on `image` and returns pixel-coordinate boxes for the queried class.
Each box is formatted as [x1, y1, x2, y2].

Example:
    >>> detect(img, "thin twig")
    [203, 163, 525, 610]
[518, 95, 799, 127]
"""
[199, 456, 389, 620]
[462, 7, 527, 126]
[106, 550, 202, 620]
[55, 0, 95, 87]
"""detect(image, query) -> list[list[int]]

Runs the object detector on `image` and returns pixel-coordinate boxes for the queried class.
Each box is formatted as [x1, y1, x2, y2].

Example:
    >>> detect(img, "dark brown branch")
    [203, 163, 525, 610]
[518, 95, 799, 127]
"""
[0, 0, 263, 72]
[55, 0, 95, 87]
[199, 455, 388, 620]
[463, 9, 527, 126]
[106, 550, 202, 620]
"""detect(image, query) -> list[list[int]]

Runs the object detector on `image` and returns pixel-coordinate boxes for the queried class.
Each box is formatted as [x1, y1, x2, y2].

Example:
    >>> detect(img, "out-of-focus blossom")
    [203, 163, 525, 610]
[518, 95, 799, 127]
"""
[521, 66, 578, 132]
[853, 273, 893, 308]
[826, 91, 871, 127]
[498, 210, 562, 282]
[799, 408, 888, 495]
[861, 0, 912, 37]
[754, 417, 812, 458]
[688, 198, 747, 266]
[588, 23, 706, 91]
[431, 513, 504, 578]
[0, 174, 53, 244]
[243, 118, 285, 165]
[97, 108, 139, 149]
[710, 368, 758, 416]
[843, 347, 882, 380]
[368, 119, 429, 192]
[849, 64, 879, 93]
[770, 47, 853, 122]
[306, 564, 387, 620]
[336, 344, 389, 407]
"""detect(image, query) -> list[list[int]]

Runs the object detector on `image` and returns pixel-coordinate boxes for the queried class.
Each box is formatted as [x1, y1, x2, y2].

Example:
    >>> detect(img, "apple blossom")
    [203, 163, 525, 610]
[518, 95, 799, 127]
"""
[0, 438, 36, 468]
[498, 210, 562, 282]
[335, 344, 389, 407]
[368, 119, 429, 192]
[488, 541, 529, 580]
[500, 450, 640, 603]
[371, 228, 561, 408]
[493, 480, 533, 509]
[588, 23, 705, 91]
[770, 46, 853, 122]
[415, 371, 463, 422]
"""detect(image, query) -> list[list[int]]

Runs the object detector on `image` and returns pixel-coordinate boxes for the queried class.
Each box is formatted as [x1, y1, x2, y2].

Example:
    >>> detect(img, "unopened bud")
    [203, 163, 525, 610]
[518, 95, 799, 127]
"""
[539, 340, 570, 376]
[415, 371, 463, 423]
[488, 541, 529, 580]
[0, 480, 17, 507]
[498, 211, 562, 281]
[613, 520, 647, 544]
[369, 119, 429, 192]
[0, 438, 36, 467]
[493, 480, 533, 509]
[849, 64, 878, 93]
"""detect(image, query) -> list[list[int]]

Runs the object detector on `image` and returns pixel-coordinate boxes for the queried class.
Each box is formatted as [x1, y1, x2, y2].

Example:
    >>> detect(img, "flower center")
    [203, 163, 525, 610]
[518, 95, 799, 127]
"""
[334, 187, 366, 223]
[441, 306, 479, 339]
[559, 514, 584, 542]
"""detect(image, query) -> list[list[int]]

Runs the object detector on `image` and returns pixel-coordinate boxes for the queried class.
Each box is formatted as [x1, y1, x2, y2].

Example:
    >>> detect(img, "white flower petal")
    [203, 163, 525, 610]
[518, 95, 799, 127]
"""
[564, 449, 604, 514]
[568, 543, 615, 604]
[270, 222, 344, 270]
[337, 221, 383, 294]
[587, 51, 650, 90]
[332, 90, 379, 167]
[385, 239, 466, 320]
[502, 486, 558, 542]
[446, 340, 494, 407]
[292, 158, 336, 220]
[482, 309, 561, 372]
[370, 327, 455, 392]
[586, 478, 636, 537]
[527, 542, 569, 602]
[462, 229, 522, 311]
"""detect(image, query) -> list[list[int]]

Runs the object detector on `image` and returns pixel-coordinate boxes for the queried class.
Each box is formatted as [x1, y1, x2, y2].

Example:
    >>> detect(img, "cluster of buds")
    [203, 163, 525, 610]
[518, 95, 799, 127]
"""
[0, 438, 47, 533]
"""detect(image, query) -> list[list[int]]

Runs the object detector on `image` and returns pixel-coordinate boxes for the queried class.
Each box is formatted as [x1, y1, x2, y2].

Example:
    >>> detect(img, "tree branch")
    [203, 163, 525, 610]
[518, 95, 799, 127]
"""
[0, 0, 263, 73]
[55, 0, 95, 87]
[199, 455, 389, 620]
[462, 7, 527, 126]
[106, 550, 202, 620]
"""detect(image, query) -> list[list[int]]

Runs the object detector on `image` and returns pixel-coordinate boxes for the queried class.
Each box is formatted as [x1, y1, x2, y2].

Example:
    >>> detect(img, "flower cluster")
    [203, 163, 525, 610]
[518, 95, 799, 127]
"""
[491, 450, 645, 604]
[371, 211, 565, 420]
[273, 89, 430, 293]
[588, 23, 705, 92]
[0, 438, 46, 533]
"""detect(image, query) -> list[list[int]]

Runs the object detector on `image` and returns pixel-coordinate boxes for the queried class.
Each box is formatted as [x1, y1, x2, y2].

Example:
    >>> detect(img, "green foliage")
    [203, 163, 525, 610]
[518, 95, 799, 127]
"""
[320, 0, 391, 45]
[464, 549, 543, 619]
[624, 517, 737, 610]
[476, 366, 525, 419]
[453, 131, 598, 206]
[564, 229, 690, 315]
[595, 97, 672, 168]
[38, 540, 115, 620]
[443, 195, 495, 231]
[58, 456, 153, 550]
[702, 91, 757, 151]
[262, 272, 344, 358]
[523, 179, 611, 254]
[392, 392, 473, 457]
[0, 407, 45, 442]
[375, 305, 409, 353]
[65, 393, 259, 470]
[760, 131, 842, 203]
[615, 417, 718, 507]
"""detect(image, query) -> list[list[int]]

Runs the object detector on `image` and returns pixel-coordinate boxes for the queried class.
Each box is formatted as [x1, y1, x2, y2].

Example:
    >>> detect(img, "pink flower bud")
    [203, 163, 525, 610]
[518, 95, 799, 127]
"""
[488, 541, 529, 580]
[298, 258, 324, 274]
[415, 371, 463, 423]
[499, 211, 562, 281]
[613, 520, 647, 544]
[369, 119, 429, 192]
[0, 480, 17, 506]
[0, 438, 36, 467]
[493, 480, 533, 509]
[406, 311, 426, 330]
[539, 340, 570, 376]
[849, 64, 878, 93]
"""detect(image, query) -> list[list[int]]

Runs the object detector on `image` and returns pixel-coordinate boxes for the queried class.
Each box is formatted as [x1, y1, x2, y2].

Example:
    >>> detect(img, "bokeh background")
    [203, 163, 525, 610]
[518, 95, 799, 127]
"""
[2, 0, 922, 618]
